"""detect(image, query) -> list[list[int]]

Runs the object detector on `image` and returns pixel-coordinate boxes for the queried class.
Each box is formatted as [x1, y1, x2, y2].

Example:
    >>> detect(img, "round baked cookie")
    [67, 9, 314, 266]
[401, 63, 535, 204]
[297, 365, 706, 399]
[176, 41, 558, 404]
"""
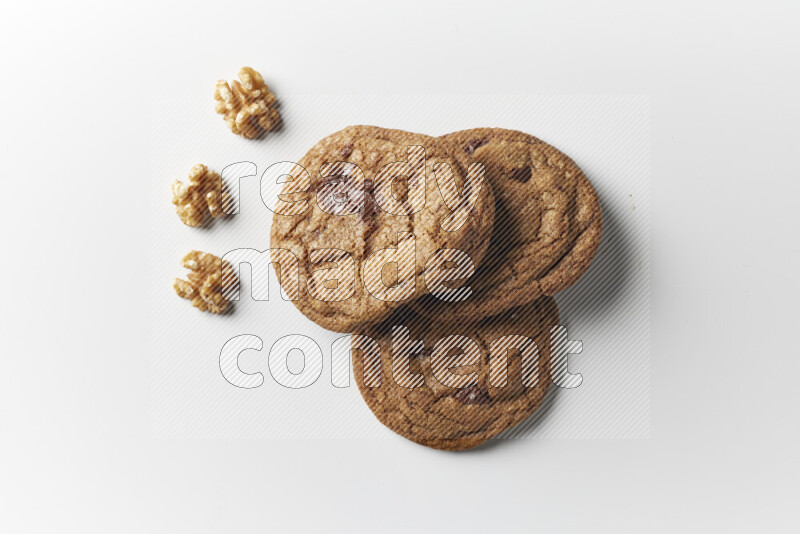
[412, 128, 602, 321]
[353, 297, 559, 451]
[270, 125, 495, 333]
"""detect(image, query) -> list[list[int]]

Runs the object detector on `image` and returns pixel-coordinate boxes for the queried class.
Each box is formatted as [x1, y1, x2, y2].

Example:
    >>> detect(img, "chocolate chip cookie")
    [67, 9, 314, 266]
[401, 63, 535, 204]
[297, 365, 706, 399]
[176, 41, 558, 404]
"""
[412, 128, 602, 321]
[353, 297, 559, 450]
[270, 126, 495, 332]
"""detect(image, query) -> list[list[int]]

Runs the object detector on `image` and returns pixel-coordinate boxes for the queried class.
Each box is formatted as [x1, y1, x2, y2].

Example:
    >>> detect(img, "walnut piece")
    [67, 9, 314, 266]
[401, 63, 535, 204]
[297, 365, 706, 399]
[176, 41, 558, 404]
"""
[173, 251, 236, 314]
[214, 67, 281, 138]
[171, 164, 231, 227]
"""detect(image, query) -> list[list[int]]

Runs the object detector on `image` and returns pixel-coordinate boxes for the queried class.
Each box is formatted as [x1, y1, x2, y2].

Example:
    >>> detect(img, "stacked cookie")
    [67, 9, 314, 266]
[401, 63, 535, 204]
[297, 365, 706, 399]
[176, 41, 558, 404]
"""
[271, 125, 602, 450]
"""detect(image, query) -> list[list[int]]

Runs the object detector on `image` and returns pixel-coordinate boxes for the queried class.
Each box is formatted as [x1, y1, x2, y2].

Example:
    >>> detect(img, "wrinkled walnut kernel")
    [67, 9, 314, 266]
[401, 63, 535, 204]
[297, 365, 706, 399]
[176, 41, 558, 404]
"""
[214, 67, 281, 138]
[173, 251, 236, 314]
[171, 164, 231, 227]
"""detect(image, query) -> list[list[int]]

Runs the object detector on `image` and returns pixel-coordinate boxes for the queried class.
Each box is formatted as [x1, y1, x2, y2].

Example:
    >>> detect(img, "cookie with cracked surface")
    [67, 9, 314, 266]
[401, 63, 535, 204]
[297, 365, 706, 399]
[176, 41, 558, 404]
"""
[269, 125, 495, 332]
[353, 297, 559, 451]
[412, 128, 602, 321]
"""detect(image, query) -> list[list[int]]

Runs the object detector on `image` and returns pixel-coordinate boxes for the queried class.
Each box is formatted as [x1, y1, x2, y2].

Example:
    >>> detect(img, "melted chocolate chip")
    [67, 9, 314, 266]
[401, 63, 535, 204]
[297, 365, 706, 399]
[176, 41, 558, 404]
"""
[340, 144, 354, 159]
[453, 384, 491, 405]
[317, 173, 364, 215]
[417, 347, 435, 358]
[319, 174, 346, 188]
[464, 138, 488, 155]
[509, 166, 532, 183]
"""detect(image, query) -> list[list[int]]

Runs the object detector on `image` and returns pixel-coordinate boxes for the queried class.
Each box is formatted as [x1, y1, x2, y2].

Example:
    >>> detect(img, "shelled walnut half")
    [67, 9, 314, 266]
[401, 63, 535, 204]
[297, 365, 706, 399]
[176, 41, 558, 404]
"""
[173, 251, 237, 314]
[171, 164, 231, 227]
[214, 67, 281, 139]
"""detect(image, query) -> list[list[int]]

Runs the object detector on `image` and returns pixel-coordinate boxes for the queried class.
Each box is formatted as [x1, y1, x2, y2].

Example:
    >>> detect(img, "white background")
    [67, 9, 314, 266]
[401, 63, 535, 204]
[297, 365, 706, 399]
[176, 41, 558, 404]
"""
[1, 1, 799, 532]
